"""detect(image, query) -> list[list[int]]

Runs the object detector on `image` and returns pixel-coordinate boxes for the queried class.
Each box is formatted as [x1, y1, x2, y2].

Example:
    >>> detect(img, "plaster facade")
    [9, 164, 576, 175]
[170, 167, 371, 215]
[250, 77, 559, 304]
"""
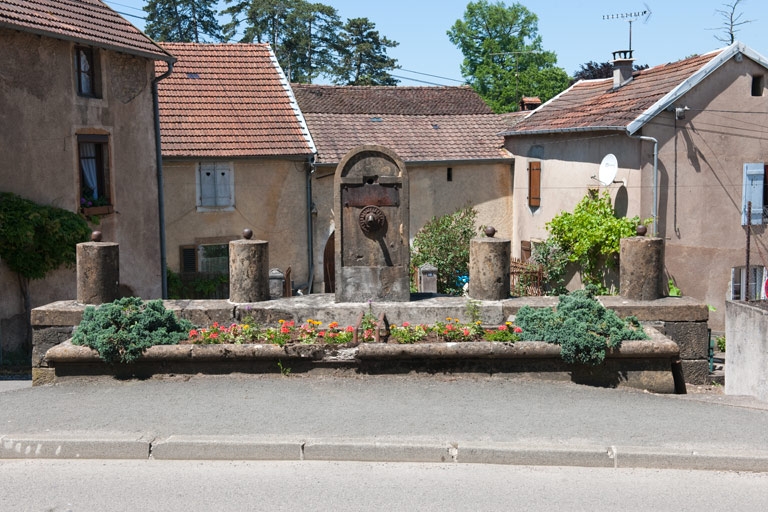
[163, 158, 311, 289]
[0, 28, 163, 356]
[505, 55, 768, 330]
[313, 160, 514, 292]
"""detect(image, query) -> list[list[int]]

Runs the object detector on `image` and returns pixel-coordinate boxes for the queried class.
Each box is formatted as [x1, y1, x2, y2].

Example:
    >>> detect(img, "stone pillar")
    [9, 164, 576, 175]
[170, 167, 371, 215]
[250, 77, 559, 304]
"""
[620, 237, 665, 300]
[77, 232, 120, 304]
[229, 230, 269, 303]
[418, 264, 438, 293]
[468, 236, 510, 300]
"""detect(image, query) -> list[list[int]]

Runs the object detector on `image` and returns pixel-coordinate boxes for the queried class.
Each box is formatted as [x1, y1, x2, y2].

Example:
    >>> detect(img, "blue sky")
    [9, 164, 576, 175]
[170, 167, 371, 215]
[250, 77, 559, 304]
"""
[105, 0, 767, 85]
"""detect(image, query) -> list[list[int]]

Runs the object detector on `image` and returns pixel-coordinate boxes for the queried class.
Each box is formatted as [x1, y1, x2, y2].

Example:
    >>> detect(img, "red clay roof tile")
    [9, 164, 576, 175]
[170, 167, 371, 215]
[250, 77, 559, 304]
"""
[292, 85, 511, 164]
[507, 51, 723, 134]
[0, 0, 172, 61]
[157, 43, 314, 158]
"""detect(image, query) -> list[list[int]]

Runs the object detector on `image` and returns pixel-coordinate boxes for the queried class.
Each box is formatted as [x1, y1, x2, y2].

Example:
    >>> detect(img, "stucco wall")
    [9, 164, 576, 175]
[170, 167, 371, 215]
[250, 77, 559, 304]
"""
[311, 161, 514, 291]
[725, 300, 768, 401]
[504, 133, 645, 260]
[163, 159, 310, 288]
[646, 57, 768, 330]
[504, 56, 768, 331]
[0, 29, 162, 354]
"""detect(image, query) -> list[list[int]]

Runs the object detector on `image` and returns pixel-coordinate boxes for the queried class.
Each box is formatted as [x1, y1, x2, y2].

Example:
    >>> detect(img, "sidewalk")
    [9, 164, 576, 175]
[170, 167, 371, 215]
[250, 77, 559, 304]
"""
[1, 374, 767, 471]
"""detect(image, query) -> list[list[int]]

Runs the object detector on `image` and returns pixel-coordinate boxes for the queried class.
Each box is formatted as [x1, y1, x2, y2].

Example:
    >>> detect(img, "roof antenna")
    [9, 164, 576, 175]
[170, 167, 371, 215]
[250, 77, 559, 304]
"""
[603, 4, 653, 53]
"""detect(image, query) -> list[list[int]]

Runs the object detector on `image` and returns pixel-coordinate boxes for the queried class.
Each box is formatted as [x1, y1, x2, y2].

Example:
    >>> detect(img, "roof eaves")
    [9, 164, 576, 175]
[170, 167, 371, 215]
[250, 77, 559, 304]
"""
[0, 21, 174, 63]
[626, 43, 755, 135]
[502, 126, 626, 137]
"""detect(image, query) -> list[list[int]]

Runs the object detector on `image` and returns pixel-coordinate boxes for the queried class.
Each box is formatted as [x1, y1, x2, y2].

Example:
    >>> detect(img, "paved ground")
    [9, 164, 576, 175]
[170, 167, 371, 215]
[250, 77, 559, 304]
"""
[2, 373, 767, 470]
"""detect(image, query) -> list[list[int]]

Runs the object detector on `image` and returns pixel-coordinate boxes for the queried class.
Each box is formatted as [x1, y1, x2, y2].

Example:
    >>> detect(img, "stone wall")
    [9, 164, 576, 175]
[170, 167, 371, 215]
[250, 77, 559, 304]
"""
[725, 300, 768, 401]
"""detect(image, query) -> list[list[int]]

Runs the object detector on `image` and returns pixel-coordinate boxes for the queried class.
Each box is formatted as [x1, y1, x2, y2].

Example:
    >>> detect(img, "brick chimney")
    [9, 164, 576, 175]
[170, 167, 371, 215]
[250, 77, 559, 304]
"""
[611, 50, 635, 89]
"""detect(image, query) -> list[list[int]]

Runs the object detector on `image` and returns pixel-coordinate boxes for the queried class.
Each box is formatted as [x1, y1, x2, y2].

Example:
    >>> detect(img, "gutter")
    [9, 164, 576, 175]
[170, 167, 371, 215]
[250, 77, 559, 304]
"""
[152, 60, 175, 299]
[629, 134, 659, 236]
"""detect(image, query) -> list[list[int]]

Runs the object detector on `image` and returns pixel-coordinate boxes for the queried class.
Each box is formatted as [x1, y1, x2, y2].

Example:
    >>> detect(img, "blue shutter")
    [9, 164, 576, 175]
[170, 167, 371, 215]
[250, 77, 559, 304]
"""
[199, 163, 216, 207]
[215, 164, 232, 206]
[742, 163, 764, 226]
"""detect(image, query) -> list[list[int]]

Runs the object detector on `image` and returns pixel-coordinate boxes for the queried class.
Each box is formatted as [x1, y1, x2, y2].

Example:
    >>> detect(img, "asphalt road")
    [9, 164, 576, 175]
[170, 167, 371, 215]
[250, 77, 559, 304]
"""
[2, 374, 767, 470]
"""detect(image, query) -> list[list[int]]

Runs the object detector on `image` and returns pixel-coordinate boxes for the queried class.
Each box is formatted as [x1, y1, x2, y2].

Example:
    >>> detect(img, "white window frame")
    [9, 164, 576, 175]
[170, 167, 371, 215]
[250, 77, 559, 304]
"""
[730, 265, 767, 301]
[196, 162, 234, 211]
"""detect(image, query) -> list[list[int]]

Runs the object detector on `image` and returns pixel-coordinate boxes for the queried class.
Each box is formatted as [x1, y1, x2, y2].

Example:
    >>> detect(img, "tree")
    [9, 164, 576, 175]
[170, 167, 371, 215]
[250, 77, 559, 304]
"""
[447, 1, 570, 113]
[710, 0, 754, 44]
[572, 61, 649, 81]
[144, 0, 222, 42]
[0, 193, 91, 352]
[333, 17, 400, 85]
[223, 0, 343, 83]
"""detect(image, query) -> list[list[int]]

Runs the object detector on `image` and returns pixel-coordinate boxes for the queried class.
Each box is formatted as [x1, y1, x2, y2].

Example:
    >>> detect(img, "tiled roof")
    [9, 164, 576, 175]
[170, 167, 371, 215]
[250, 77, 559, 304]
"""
[292, 85, 511, 164]
[157, 43, 315, 158]
[0, 0, 172, 61]
[507, 49, 725, 135]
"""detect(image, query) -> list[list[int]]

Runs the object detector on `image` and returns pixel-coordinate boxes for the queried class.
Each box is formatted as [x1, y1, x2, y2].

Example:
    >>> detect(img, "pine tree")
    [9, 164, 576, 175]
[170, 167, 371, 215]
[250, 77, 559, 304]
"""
[144, 0, 222, 43]
[334, 17, 399, 86]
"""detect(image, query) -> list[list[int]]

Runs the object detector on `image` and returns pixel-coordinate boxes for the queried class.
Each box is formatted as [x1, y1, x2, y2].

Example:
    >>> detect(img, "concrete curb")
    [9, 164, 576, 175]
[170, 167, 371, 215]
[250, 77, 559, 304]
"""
[4, 434, 768, 472]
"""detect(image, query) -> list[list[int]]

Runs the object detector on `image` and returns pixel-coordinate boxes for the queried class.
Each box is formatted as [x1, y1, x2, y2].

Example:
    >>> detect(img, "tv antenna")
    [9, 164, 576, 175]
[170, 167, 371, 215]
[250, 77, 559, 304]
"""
[603, 4, 652, 52]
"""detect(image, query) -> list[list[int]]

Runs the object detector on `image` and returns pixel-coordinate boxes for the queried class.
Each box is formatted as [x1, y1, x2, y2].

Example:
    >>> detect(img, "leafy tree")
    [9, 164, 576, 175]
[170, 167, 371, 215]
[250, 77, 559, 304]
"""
[545, 189, 641, 292]
[411, 206, 477, 296]
[572, 61, 650, 82]
[333, 17, 400, 85]
[710, 0, 754, 44]
[0, 193, 91, 351]
[447, 1, 570, 113]
[223, 0, 343, 83]
[144, 0, 222, 42]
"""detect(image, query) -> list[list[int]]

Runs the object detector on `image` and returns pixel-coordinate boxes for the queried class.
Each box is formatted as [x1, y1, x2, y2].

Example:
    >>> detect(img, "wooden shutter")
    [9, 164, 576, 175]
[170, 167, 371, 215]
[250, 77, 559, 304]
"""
[742, 162, 764, 225]
[215, 165, 232, 206]
[180, 245, 197, 273]
[199, 163, 216, 206]
[528, 161, 541, 207]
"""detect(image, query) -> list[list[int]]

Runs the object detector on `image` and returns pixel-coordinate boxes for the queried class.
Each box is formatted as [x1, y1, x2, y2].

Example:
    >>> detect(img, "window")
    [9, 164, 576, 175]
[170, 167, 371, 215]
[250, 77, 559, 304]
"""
[198, 244, 229, 274]
[197, 162, 234, 210]
[447, 167, 453, 182]
[751, 75, 764, 97]
[78, 134, 111, 208]
[528, 161, 541, 208]
[731, 266, 766, 300]
[75, 46, 101, 98]
[741, 162, 766, 225]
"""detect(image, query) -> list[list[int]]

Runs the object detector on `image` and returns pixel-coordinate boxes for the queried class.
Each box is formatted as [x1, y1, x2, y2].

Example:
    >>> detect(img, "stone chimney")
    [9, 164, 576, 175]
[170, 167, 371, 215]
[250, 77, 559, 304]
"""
[519, 96, 542, 111]
[611, 50, 635, 89]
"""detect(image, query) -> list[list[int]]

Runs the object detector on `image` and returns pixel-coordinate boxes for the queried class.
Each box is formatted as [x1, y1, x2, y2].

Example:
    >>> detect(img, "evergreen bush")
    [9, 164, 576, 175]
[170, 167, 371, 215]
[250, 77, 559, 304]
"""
[72, 297, 194, 364]
[514, 286, 648, 365]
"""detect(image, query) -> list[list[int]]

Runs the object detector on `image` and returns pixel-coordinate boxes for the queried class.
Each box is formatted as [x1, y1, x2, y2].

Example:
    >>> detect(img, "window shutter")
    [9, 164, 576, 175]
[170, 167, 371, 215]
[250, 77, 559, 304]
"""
[215, 165, 232, 206]
[180, 246, 197, 273]
[528, 161, 541, 207]
[742, 163, 764, 225]
[199, 163, 216, 206]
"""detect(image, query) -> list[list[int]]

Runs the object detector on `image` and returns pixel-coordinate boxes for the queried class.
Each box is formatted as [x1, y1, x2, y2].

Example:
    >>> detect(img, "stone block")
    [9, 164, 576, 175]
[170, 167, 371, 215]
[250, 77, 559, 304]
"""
[661, 321, 709, 359]
[31, 367, 55, 386]
[30, 301, 86, 327]
[598, 296, 709, 322]
[32, 327, 74, 367]
[680, 359, 709, 385]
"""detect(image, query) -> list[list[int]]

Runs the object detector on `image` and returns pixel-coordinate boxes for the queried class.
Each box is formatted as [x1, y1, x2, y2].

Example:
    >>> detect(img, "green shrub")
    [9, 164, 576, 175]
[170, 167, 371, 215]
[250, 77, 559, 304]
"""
[72, 297, 194, 364]
[411, 206, 478, 295]
[514, 286, 648, 365]
[546, 189, 642, 293]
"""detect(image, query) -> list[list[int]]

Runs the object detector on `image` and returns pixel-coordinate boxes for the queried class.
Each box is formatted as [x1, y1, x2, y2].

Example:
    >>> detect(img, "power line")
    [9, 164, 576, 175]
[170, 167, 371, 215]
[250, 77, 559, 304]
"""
[106, 1, 145, 13]
[398, 68, 465, 84]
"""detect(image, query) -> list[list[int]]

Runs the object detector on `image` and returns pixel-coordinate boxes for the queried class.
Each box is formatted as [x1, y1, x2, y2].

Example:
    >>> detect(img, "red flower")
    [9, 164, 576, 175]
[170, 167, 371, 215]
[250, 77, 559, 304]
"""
[402, 322, 410, 327]
[346, 325, 355, 332]
[514, 326, 523, 333]
[498, 325, 507, 331]
[209, 332, 219, 339]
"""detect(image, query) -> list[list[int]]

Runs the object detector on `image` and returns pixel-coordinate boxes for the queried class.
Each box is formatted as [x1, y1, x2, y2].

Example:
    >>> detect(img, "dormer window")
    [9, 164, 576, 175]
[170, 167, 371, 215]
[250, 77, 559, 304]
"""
[751, 75, 764, 97]
[75, 46, 101, 98]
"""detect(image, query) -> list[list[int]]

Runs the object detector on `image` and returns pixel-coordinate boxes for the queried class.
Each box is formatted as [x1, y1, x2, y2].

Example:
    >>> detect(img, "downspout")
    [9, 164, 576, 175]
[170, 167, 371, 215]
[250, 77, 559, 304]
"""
[152, 60, 174, 298]
[305, 154, 317, 293]
[630, 134, 658, 236]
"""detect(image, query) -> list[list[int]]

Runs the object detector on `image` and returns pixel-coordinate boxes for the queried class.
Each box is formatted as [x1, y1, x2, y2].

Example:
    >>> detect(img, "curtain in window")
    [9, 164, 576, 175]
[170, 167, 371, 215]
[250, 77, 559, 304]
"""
[80, 142, 98, 198]
[79, 50, 93, 96]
